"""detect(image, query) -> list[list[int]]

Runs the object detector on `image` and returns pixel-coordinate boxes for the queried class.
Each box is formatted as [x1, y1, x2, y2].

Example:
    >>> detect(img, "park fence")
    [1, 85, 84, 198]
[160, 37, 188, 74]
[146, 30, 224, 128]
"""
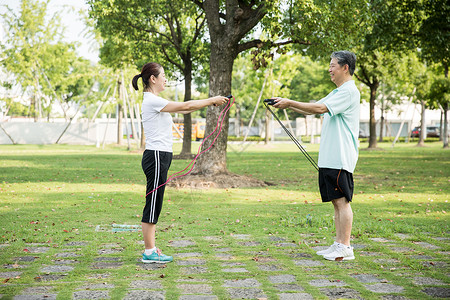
[0, 117, 415, 145]
[0, 119, 117, 145]
[0, 117, 325, 145]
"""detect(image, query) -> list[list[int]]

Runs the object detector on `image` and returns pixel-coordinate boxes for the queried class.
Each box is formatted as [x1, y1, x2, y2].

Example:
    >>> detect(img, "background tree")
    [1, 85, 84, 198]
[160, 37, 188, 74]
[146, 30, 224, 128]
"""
[0, 0, 82, 121]
[374, 52, 425, 142]
[427, 75, 450, 148]
[418, 0, 449, 148]
[78, 8, 134, 146]
[394, 53, 431, 147]
[367, 0, 449, 148]
[354, 50, 407, 148]
[231, 53, 266, 135]
[369, 0, 449, 76]
[287, 0, 371, 58]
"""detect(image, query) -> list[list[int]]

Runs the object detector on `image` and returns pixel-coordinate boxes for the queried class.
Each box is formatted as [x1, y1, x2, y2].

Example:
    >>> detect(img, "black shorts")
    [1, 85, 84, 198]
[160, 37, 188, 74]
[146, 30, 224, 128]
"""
[318, 168, 354, 202]
[141, 150, 173, 224]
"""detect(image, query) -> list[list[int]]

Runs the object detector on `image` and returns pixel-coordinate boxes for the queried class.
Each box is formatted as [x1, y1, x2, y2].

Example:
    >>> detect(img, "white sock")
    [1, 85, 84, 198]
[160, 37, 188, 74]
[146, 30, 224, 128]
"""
[144, 247, 156, 255]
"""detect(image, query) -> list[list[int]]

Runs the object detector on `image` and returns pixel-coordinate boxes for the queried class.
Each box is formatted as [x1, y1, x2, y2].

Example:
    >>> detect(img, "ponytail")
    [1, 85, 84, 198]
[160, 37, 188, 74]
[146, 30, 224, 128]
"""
[132, 74, 141, 91]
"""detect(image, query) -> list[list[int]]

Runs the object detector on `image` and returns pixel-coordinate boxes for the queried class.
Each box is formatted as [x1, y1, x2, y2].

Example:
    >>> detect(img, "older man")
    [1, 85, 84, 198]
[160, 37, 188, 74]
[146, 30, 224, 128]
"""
[272, 51, 360, 261]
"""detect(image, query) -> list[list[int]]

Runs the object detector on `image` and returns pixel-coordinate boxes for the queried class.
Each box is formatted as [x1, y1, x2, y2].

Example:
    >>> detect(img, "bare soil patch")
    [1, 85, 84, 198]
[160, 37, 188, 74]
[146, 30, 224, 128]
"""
[169, 172, 269, 189]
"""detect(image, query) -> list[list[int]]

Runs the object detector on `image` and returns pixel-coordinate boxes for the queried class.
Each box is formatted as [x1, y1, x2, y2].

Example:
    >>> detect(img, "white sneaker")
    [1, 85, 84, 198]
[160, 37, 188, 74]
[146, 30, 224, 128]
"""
[316, 242, 338, 256]
[323, 244, 355, 261]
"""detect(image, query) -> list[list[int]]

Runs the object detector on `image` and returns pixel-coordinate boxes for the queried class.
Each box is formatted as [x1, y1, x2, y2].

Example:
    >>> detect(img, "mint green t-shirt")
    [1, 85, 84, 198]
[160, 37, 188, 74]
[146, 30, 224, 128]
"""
[317, 80, 360, 173]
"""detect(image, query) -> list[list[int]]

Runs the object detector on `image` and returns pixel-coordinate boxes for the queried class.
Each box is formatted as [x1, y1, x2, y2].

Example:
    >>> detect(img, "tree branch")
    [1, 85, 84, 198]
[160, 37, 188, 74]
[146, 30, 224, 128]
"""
[190, 0, 204, 9]
[230, 3, 266, 44]
[191, 15, 207, 46]
[356, 65, 371, 86]
[203, 0, 223, 35]
[125, 19, 173, 45]
[237, 39, 311, 54]
[175, 16, 183, 47]
[163, 15, 182, 53]
[161, 46, 184, 71]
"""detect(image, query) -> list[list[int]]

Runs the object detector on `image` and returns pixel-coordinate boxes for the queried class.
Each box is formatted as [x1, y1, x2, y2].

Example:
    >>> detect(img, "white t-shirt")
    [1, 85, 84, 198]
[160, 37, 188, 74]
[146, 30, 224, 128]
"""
[141, 92, 173, 152]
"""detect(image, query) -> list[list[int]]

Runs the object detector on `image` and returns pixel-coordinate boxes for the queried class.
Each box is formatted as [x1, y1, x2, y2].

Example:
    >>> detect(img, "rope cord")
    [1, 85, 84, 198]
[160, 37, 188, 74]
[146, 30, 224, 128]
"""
[264, 102, 319, 171]
[145, 96, 235, 197]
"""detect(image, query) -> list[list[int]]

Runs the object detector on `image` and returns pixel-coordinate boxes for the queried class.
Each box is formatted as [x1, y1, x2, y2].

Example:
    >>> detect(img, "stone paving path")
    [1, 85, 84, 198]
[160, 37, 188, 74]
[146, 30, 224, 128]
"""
[0, 233, 449, 299]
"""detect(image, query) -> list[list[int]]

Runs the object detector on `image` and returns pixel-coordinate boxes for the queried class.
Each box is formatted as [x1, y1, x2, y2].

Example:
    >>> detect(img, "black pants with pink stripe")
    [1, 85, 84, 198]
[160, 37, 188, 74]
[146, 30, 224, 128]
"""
[141, 150, 173, 224]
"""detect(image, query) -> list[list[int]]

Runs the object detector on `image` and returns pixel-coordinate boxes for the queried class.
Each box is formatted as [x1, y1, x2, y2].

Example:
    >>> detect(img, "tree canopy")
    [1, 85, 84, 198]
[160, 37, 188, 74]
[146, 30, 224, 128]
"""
[0, 0, 96, 121]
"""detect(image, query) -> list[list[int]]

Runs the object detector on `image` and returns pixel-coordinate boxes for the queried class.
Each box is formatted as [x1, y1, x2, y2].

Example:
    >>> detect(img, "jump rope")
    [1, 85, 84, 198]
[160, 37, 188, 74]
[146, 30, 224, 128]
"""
[263, 99, 319, 171]
[145, 95, 235, 197]
[144, 95, 318, 197]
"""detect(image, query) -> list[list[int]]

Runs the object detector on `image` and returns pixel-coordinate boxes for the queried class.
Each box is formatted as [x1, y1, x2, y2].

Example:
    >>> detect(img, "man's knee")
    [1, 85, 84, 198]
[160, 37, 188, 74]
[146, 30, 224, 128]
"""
[332, 197, 350, 209]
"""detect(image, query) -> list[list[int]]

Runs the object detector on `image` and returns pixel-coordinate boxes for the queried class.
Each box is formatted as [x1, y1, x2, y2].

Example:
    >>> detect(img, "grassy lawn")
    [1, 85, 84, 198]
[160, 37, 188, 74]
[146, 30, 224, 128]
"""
[0, 142, 448, 299]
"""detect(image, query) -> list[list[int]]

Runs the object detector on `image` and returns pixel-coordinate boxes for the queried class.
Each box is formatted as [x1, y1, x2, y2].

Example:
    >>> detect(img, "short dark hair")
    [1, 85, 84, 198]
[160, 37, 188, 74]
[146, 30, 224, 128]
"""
[331, 51, 356, 75]
[132, 62, 163, 91]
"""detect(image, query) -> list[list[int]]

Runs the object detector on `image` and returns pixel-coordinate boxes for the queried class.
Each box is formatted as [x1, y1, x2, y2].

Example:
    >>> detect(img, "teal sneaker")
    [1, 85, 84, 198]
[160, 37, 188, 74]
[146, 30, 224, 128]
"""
[142, 249, 173, 264]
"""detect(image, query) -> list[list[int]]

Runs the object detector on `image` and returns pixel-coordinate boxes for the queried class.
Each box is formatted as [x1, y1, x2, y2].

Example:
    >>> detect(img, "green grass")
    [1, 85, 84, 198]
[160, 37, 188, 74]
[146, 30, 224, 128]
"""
[0, 142, 449, 299]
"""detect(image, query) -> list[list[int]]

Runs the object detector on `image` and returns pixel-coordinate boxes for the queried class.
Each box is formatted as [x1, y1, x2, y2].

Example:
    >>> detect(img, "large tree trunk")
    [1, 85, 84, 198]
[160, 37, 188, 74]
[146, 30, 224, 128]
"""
[417, 100, 426, 146]
[33, 76, 39, 122]
[192, 42, 235, 175]
[443, 102, 448, 148]
[443, 65, 448, 148]
[179, 61, 193, 158]
[379, 115, 384, 142]
[32, 94, 38, 122]
[117, 106, 124, 145]
[117, 80, 123, 145]
[265, 110, 270, 144]
[368, 83, 379, 148]
[180, 0, 267, 187]
[356, 64, 379, 148]
[378, 95, 385, 142]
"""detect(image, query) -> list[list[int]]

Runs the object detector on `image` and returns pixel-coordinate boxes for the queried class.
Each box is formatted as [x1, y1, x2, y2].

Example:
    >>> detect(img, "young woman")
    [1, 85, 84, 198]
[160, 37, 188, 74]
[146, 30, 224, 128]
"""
[132, 62, 228, 263]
